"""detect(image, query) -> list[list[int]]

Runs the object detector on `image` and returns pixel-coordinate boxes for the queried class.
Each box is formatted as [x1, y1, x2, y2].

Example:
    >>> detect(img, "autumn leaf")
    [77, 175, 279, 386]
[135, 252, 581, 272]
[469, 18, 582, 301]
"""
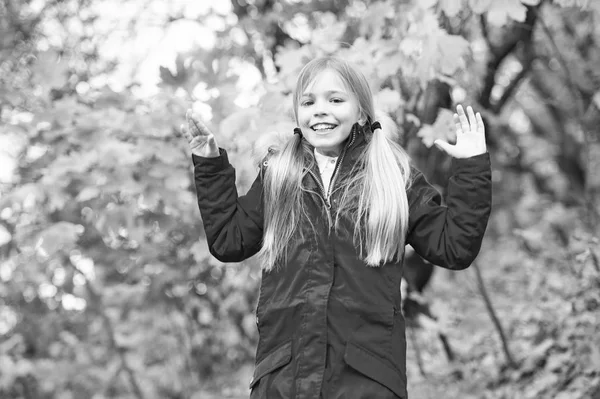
[0, 225, 11, 247]
[416, 108, 456, 147]
[469, 0, 493, 14]
[359, 1, 395, 37]
[310, 13, 347, 53]
[439, 0, 465, 17]
[415, 0, 438, 9]
[374, 88, 404, 113]
[35, 222, 85, 257]
[485, 0, 528, 26]
[76, 187, 101, 202]
[218, 107, 260, 140]
[30, 50, 69, 94]
[437, 33, 470, 75]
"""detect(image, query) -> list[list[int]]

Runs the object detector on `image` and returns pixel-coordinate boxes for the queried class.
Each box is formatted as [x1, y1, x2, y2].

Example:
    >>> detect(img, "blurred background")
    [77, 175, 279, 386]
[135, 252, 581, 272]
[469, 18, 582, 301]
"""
[0, 0, 599, 398]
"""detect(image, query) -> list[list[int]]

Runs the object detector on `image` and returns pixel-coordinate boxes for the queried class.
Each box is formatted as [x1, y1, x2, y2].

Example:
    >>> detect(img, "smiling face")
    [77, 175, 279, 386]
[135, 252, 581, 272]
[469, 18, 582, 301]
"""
[297, 69, 362, 157]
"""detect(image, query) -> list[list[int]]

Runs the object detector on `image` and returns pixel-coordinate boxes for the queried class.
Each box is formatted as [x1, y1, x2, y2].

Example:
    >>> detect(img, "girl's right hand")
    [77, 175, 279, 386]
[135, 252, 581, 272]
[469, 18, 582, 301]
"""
[181, 109, 220, 158]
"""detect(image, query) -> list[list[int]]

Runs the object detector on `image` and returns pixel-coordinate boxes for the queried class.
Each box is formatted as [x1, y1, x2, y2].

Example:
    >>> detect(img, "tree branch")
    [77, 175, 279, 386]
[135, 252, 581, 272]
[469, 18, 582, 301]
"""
[472, 261, 517, 368]
[534, 8, 585, 117]
[479, 6, 540, 110]
[492, 60, 531, 114]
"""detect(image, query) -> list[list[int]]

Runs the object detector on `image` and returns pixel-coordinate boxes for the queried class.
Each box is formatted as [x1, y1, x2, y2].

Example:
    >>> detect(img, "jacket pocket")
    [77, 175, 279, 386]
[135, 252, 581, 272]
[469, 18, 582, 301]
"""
[250, 340, 293, 398]
[343, 342, 407, 399]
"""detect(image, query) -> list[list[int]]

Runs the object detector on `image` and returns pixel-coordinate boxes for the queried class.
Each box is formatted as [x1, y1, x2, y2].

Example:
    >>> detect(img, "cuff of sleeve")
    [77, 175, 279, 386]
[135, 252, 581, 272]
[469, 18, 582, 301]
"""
[192, 148, 229, 173]
[450, 152, 490, 175]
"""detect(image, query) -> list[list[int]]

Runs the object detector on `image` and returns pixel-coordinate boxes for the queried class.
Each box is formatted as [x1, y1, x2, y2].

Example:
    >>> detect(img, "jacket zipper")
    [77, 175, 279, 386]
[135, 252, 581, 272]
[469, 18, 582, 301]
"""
[325, 124, 357, 201]
[307, 169, 330, 208]
[307, 124, 359, 209]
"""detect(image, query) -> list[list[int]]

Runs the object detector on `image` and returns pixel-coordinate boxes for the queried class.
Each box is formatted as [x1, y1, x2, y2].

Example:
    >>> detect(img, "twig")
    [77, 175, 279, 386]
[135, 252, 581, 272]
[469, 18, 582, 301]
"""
[70, 261, 146, 399]
[534, 8, 585, 117]
[472, 261, 517, 368]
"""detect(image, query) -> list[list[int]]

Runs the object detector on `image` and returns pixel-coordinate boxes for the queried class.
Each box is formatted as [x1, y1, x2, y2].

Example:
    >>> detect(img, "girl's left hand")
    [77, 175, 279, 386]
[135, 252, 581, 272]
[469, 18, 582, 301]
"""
[434, 105, 487, 158]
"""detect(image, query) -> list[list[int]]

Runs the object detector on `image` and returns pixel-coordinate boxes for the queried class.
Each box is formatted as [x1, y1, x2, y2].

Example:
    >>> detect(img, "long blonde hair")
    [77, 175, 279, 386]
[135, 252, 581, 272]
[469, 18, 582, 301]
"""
[258, 57, 412, 271]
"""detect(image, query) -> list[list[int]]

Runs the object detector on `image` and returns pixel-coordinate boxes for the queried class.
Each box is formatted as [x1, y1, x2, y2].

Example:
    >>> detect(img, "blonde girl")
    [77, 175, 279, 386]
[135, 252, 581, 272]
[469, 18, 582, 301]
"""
[182, 57, 491, 399]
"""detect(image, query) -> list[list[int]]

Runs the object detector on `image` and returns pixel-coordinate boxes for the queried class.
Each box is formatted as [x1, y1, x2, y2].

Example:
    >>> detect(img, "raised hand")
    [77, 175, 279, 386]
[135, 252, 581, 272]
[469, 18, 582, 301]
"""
[434, 105, 487, 159]
[180, 109, 220, 158]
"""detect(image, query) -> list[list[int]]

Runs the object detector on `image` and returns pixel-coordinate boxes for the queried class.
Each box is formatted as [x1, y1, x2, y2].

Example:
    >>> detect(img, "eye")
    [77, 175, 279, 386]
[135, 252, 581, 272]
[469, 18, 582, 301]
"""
[330, 98, 344, 103]
[300, 100, 313, 107]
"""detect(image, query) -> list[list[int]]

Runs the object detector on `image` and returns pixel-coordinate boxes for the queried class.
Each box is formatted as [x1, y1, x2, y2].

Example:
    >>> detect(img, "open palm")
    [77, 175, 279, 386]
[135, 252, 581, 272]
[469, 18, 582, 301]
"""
[180, 110, 220, 158]
[434, 105, 487, 159]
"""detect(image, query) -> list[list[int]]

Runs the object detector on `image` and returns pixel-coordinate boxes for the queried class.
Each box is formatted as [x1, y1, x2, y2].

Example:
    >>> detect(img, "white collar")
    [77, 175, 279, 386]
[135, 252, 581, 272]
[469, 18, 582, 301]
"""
[313, 149, 338, 171]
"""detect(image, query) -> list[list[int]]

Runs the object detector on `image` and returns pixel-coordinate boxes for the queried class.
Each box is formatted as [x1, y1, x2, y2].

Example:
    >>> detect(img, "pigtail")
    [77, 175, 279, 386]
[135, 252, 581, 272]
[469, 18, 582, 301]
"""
[357, 111, 412, 266]
[258, 131, 307, 271]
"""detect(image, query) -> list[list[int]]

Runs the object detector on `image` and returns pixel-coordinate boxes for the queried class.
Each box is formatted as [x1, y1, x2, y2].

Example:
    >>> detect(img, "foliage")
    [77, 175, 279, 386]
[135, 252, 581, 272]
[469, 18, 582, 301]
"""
[0, 0, 599, 398]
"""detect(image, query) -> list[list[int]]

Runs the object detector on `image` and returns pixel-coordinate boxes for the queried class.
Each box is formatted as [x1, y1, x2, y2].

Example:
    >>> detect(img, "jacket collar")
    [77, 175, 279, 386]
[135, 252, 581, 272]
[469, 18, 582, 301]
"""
[302, 122, 373, 195]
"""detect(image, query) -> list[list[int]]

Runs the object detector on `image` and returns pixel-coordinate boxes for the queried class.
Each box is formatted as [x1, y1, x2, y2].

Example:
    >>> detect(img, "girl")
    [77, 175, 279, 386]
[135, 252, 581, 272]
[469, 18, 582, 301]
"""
[181, 57, 491, 399]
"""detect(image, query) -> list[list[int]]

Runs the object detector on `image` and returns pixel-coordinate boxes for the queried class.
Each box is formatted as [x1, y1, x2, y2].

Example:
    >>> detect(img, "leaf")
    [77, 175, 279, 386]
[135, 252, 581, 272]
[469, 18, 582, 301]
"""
[0, 225, 11, 247]
[374, 88, 403, 113]
[589, 342, 600, 372]
[416, 108, 456, 147]
[30, 50, 69, 93]
[437, 33, 470, 75]
[76, 186, 101, 202]
[0, 183, 45, 209]
[359, 2, 395, 37]
[401, 9, 470, 84]
[274, 46, 314, 89]
[218, 107, 261, 140]
[469, 0, 493, 13]
[485, 0, 528, 26]
[154, 145, 184, 165]
[97, 139, 145, 167]
[311, 13, 347, 53]
[440, 0, 465, 17]
[35, 222, 84, 257]
[415, 0, 438, 8]
[191, 240, 210, 263]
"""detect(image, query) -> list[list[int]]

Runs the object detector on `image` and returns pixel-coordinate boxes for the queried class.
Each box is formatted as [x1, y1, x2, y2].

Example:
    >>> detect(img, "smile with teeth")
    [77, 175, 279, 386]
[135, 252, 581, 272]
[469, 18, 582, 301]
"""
[311, 123, 337, 131]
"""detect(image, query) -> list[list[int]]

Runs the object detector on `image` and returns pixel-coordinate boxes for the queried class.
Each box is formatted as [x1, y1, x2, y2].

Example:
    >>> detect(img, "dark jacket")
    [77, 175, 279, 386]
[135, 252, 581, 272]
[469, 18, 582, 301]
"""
[193, 124, 492, 399]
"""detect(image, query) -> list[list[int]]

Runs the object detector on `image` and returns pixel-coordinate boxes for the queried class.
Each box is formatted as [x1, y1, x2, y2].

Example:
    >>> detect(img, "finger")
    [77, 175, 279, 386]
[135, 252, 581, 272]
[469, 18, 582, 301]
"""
[456, 105, 469, 133]
[476, 112, 485, 135]
[186, 111, 201, 136]
[187, 111, 211, 137]
[194, 117, 212, 137]
[206, 135, 219, 153]
[454, 113, 463, 135]
[186, 110, 202, 136]
[466, 106, 477, 130]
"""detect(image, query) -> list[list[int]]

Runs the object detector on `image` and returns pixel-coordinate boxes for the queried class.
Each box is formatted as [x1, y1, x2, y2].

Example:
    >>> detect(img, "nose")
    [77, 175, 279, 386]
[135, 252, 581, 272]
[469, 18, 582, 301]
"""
[312, 98, 328, 116]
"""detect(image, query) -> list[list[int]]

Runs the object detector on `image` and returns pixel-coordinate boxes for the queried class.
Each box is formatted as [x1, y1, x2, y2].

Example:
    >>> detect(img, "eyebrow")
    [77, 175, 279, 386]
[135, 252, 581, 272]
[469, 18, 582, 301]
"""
[301, 90, 348, 97]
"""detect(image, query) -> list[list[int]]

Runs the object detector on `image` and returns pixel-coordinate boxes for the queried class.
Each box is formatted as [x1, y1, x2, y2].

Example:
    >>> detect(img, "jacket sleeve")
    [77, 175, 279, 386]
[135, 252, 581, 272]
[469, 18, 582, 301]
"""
[406, 152, 492, 270]
[193, 149, 264, 262]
